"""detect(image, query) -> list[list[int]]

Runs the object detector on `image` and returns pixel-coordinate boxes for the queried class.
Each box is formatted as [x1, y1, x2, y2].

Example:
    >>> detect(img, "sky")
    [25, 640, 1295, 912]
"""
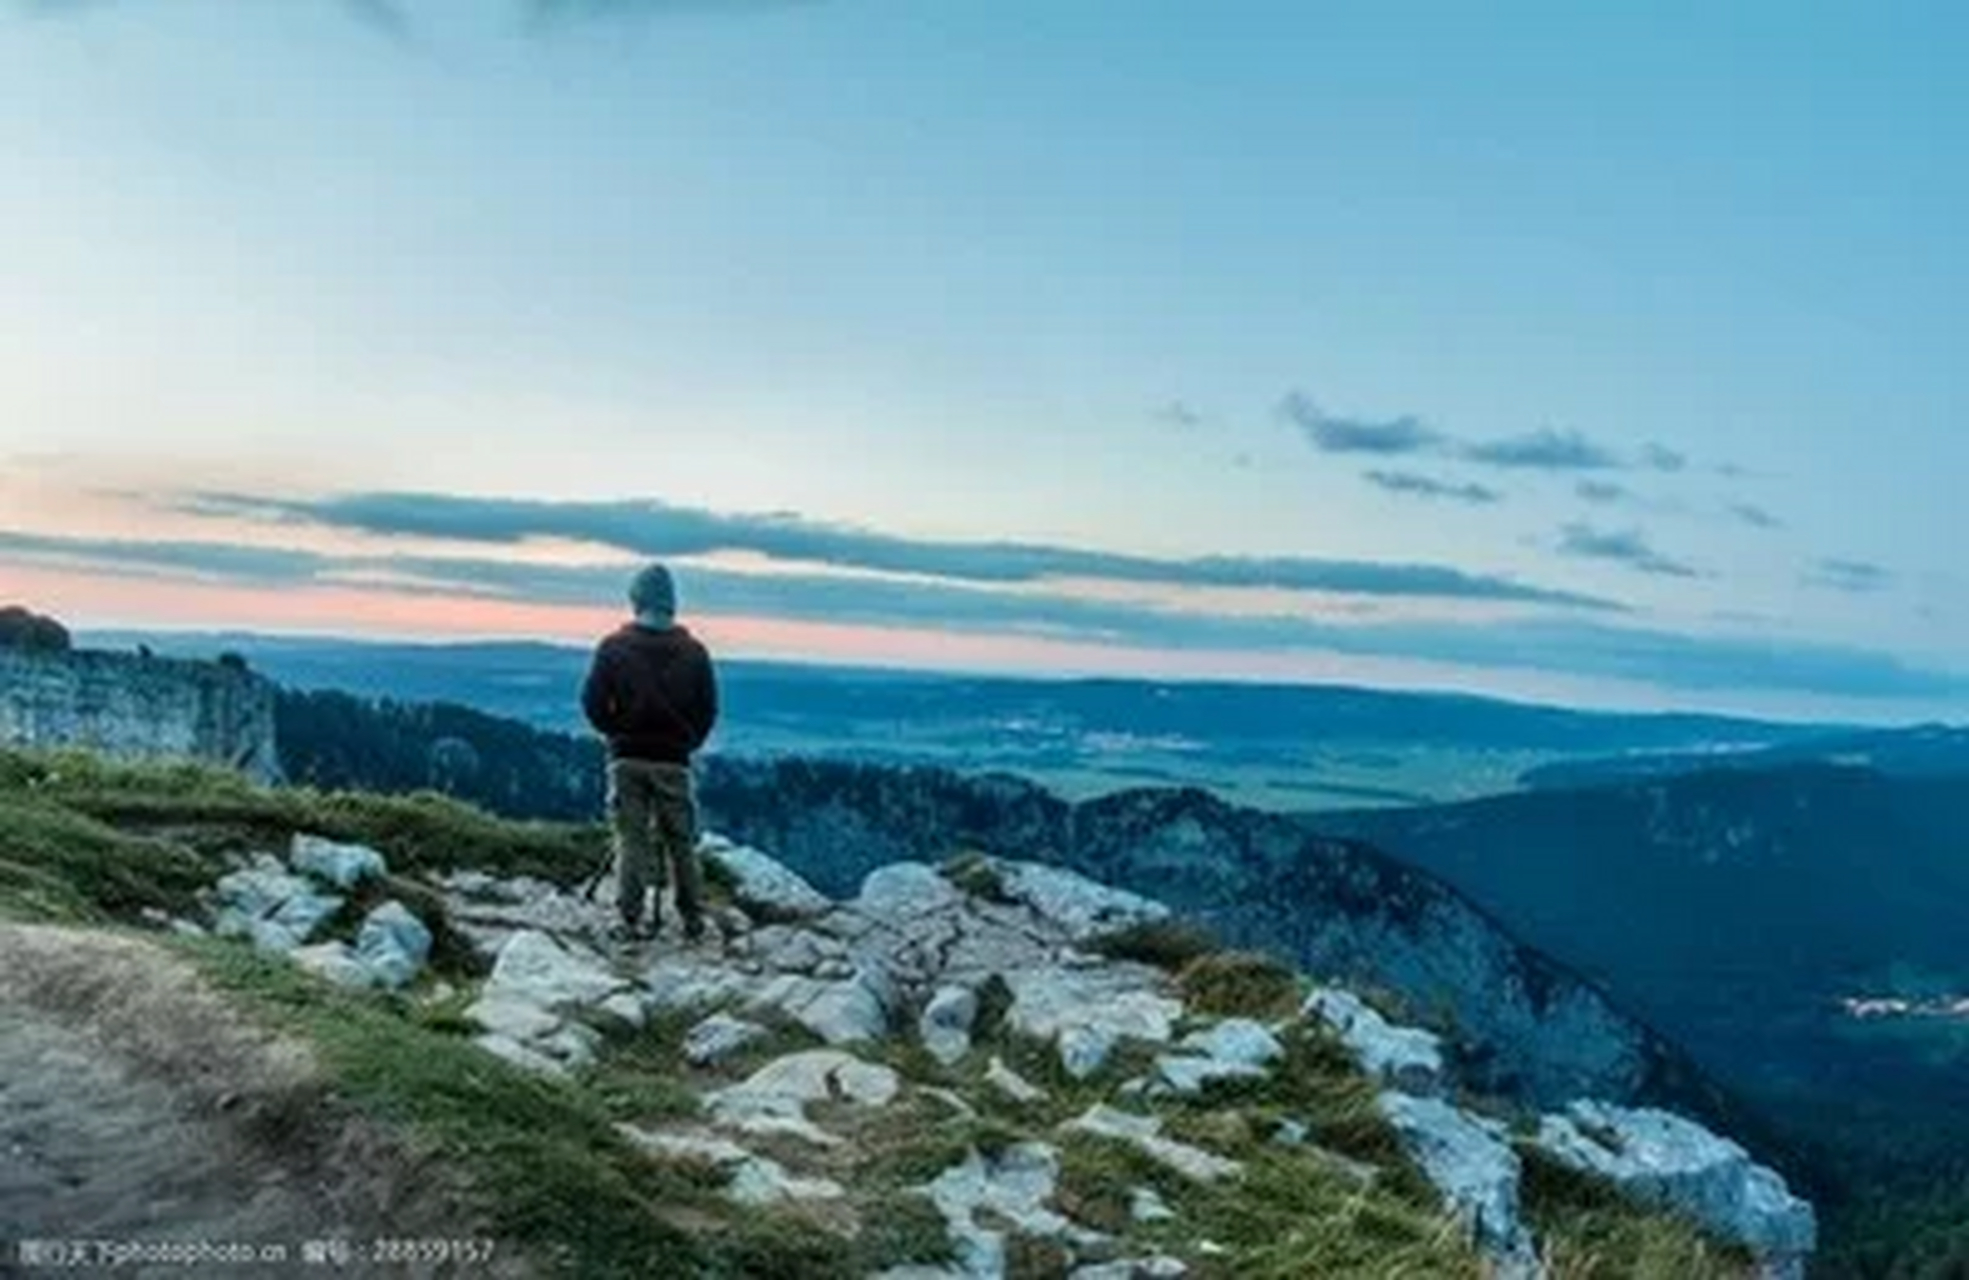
[1, 0, 1964, 722]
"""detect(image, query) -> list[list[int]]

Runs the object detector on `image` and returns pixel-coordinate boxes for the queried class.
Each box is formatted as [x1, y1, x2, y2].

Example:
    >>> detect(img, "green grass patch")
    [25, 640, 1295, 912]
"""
[1177, 949, 1302, 1020]
[1085, 918, 1222, 971]
[0, 796, 220, 922]
[941, 850, 1012, 903]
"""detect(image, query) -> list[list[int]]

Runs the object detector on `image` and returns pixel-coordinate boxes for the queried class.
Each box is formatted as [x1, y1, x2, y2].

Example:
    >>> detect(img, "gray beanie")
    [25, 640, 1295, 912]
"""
[628, 562, 677, 625]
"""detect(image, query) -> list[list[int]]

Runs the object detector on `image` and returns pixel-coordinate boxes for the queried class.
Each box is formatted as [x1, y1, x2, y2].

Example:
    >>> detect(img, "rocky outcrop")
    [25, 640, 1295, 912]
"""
[0, 645, 279, 783]
[695, 756, 1704, 1112]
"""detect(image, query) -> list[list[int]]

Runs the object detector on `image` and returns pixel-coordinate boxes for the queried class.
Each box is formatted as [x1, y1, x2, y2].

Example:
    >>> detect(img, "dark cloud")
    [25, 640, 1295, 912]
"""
[1462, 428, 1623, 472]
[1728, 502, 1784, 531]
[1277, 391, 1444, 456]
[1152, 401, 1205, 430]
[1641, 443, 1689, 473]
[1806, 558, 1893, 594]
[1362, 470, 1502, 506]
[184, 490, 1615, 610]
[3, 526, 1956, 701]
[1556, 523, 1702, 579]
[1575, 479, 1631, 505]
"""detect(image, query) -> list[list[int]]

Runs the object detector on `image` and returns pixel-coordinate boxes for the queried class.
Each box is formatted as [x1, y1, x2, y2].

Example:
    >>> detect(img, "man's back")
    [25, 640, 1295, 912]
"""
[581, 622, 719, 765]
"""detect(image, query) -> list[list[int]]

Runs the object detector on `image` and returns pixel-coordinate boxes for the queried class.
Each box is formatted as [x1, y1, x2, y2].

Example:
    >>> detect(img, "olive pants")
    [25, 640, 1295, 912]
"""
[607, 759, 702, 929]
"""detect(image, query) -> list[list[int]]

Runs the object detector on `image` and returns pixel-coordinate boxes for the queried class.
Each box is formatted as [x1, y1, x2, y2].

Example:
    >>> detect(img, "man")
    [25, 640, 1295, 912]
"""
[581, 563, 719, 943]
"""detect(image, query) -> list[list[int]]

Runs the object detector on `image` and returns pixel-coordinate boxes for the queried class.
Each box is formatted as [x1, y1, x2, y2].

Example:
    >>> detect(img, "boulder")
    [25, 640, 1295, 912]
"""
[706, 1050, 901, 1147]
[213, 857, 343, 955]
[1537, 1101, 1816, 1270]
[290, 834, 388, 889]
[1005, 966, 1182, 1079]
[920, 984, 980, 1066]
[484, 930, 628, 1010]
[991, 860, 1171, 942]
[1305, 988, 1446, 1096]
[920, 1141, 1105, 1277]
[1377, 1093, 1537, 1273]
[700, 835, 832, 921]
[354, 901, 432, 990]
[685, 1014, 769, 1067]
[855, 862, 964, 920]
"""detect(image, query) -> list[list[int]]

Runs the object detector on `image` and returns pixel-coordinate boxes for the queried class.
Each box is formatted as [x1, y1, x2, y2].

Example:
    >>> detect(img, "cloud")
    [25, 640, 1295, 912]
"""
[1728, 502, 1784, 531]
[1277, 391, 1443, 456]
[1152, 401, 1205, 430]
[1806, 558, 1893, 594]
[1362, 470, 1502, 506]
[1462, 428, 1623, 472]
[1575, 479, 1631, 505]
[4, 527, 1957, 701]
[1556, 523, 1701, 579]
[1641, 443, 1689, 473]
[183, 490, 1616, 610]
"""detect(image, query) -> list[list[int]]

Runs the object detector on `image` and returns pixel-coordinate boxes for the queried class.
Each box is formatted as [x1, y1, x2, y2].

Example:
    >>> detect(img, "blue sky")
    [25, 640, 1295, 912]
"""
[1, 0, 1964, 720]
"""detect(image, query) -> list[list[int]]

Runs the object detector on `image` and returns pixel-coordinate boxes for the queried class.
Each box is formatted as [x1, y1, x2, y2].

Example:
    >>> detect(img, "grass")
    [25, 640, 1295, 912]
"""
[1085, 918, 1222, 971]
[183, 937, 853, 1279]
[1177, 949, 1303, 1021]
[941, 850, 1012, 903]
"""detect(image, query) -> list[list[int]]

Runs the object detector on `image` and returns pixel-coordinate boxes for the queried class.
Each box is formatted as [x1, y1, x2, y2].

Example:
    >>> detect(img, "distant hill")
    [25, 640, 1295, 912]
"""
[87, 630, 1845, 811]
[1519, 723, 1969, 790]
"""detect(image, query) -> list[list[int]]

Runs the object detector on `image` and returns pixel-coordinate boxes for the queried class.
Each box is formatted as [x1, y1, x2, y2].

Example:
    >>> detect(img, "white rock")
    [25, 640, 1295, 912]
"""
[599, 992, 648, 1028]
[485, 930, 628, 1010]
[1377, 1092, 1537, 1270]
[787, 972, 892, 1045]
[467, 993, 564, 1043]
[355, 901, 432, 990]
[1153, 1055, 1268, 1096]
[290, 834, 388, 889]
[992, 859, 1172, 941]
[856, 862, 964, 920]
[749, 925, 843, 975]
[1130, 1186, 1176, 1223]
[701, 836, 833, 921]
[620, 1124, 849, 1207]
[922, 1142, 1105, 1278]
[645, 959, 755, 1013]
[290, 941, 376, 989]
[1006, 966, 1182, 1079]
[214, 857, 343, 953]
[707, 1050, 901, 1147]
[1071, 1262, 1188, 1280]
[1181, 1018, 1284, 1068]
[1537, 1101, 1816, 1266]
[920, 984, 980, 1066]
[1305, 987, 1446, 1097]
[1063, 1105, 1242, 1183]
[685, 1014, 769, 1067]
[985, 1056, 1048, 1105]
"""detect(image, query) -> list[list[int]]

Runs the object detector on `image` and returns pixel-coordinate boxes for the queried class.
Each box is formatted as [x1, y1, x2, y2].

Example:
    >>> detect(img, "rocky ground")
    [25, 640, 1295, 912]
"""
[169, 827, 1815, 1280]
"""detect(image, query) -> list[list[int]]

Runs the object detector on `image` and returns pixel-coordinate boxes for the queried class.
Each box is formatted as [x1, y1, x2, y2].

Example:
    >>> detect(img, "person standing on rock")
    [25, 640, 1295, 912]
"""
[581, 563, 719, 944]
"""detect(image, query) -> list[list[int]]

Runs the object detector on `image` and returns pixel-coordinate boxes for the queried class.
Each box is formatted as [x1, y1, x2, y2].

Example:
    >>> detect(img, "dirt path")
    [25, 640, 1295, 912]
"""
[0, 927, 520, 1279]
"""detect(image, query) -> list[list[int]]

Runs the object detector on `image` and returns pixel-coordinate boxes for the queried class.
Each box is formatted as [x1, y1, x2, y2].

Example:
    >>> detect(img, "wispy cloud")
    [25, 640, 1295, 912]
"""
[1152, 401, 1205, 430]
[1575, 479, 1632, 505]
[184, 490, 1614, 609]
[1728, 502, 1784, 531]
[1277, 391, 1443, 456]
[1806, 558, 1893, 594]
[1641, 443, 1689, 473]
[1556, 523, 1702, 579]
[1362, 470, 1502, 506]
[1463, 428, 1623, 472]
[3, 527, 1956, 700]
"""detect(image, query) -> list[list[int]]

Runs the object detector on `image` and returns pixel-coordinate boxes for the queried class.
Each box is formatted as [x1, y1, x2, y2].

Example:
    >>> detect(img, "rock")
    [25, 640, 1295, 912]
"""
[1271, 1118, 1310, 1146]
[354, 901, 432, 990]
[921, 1142, 1105, 1278]
[749, 925, 844, 976]
[467, 993, 564, 1042]
[1153, 1055, 1267, 1096]
[290, 941, 376, 989]
[788, 971, 892, 1045]
[985, 1056, 1048, 1105]
[1072, 1259, 1187, 1280]
[1537, 1101, 1816, 1269]
[1377, 1093, 1537, 1271]
[474, 1033, 569, 1077]
[1063, 1106, 1242, 1183]
[645, 959, 755, 1013]
[599, 992, 648, 1028]
[706, 1051, 901, 1147]
[1305, 988, 1446, 1097]
[920, 984, 979, 1066]
[485, 930, 628, 1010]
[991, 860, 1171, 942]
[1180, 1018, 1284, 1068]
[619, 1126, 847, 1207]
[685, 1014, 769, 1067]
[1130, 1186, 1176, 1223]
[855, 862, 964, 920]
[701, 836, 833, 921]
[1005, 966, 1182, 1079]
[290, 834, 387, 889]
[214, 856, 343, 954]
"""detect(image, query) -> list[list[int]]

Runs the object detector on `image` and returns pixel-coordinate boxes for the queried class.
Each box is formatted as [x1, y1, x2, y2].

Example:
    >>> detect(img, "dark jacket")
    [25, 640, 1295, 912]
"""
[581, 623, 718, 765]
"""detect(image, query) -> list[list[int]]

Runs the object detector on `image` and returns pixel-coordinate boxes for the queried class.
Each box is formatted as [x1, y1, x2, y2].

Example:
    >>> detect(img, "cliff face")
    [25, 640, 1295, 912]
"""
[0, 647, 280, 784]
[694, 756, 1713, 1115]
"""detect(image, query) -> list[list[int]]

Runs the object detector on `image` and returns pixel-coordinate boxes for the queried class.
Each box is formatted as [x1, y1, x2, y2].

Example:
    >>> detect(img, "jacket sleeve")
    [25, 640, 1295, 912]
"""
[581, 643, 619, 735]
[690, 648, 719, 749]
